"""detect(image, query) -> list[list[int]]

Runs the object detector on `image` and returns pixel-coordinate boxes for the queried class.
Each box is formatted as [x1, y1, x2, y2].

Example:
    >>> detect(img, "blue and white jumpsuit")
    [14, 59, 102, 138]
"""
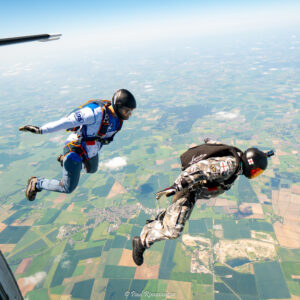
[36, 103, 122, 193]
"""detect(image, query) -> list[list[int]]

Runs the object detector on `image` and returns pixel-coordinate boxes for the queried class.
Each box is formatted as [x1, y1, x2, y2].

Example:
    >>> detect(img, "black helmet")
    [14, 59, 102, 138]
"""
[241, 148, 274, 179]
[112, 89, 136, 120]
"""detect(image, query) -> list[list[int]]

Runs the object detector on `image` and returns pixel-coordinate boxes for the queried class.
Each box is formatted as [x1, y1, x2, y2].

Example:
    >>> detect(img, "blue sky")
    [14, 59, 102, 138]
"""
[0, 0, 300, 62]
[1, 0, 300, 37]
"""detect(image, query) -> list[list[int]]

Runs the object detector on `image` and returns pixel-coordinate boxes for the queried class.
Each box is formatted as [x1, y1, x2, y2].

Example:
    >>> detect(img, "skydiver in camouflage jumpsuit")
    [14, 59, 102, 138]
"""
[132, 139, 274, 266]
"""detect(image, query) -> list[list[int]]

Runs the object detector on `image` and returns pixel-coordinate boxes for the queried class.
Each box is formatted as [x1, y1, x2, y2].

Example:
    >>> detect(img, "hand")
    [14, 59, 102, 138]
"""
[101, 139, 111, 145]
[19, 125, 42, 134]
[155, 186, 177, 200]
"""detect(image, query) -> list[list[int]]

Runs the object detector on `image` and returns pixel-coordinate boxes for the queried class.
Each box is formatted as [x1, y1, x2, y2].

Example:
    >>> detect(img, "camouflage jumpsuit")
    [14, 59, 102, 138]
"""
[140, 151, 240, 248]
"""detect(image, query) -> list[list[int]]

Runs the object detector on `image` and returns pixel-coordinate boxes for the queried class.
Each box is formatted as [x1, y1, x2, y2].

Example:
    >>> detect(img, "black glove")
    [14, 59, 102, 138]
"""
[101, 136, 114, 145]
[19, 125, 42, 134]
[156, 185, 177, 200]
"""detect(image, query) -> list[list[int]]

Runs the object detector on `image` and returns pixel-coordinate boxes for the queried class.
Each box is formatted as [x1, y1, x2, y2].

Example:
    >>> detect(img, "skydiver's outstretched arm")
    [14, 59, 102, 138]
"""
[156, 156, 238, 199]
[19, 107, 99, 134]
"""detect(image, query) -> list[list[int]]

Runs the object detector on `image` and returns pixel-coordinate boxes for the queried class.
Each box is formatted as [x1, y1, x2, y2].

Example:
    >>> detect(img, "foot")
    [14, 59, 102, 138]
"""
[25, 177, 38, 201]
[132, 236, 146, 266]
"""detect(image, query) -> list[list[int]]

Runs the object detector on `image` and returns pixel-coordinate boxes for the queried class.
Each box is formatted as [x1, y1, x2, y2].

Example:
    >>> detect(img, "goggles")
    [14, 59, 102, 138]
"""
[250, 168, 264, 179]
[119, 107, 134, 120]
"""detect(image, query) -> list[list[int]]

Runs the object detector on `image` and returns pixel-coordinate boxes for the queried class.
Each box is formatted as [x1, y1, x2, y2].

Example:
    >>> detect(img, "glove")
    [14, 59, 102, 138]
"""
[101, 139, 111, 145]
[155, 185, 177, 200]
[19, 125, 42, 134]
[100, 136, 114, 145]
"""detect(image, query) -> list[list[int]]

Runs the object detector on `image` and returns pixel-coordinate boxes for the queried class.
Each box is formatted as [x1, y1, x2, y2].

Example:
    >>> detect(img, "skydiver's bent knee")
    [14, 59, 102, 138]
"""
[59, 179, 78, 194]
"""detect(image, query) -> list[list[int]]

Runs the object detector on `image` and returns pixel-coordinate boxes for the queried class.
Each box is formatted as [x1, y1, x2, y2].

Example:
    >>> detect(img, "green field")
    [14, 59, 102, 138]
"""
[214, 265, 258, 297]
[103, 265, 136, 279]
[254, 261, 291, 299]
[222, 220, 251, 239]
[0, 226, 30, 244]
[71, 279, 95, 299]
[0, 29, 299, 300]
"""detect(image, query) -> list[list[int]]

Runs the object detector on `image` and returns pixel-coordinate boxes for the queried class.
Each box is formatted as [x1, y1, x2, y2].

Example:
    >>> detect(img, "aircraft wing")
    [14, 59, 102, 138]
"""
[0, 33, 61, 46]
[0, 251, 23, 299]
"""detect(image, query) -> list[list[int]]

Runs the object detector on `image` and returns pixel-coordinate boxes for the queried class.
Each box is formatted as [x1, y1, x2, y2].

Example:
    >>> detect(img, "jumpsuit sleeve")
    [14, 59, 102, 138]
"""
[40, 106, 99, 134]
[174, 156, 238, 191]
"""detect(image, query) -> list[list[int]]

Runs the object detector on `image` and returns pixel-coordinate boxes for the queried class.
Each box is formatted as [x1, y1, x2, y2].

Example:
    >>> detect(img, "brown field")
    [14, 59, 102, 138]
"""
[272, 190, 280, 215]
[15, 257, 32, 275]
[134, 263, 159, 280]
[214, 198, 237, 207]
[274, 222, 300, 248]
[11, 215, 38, 226]
[273, 189, 300, 222]
[206, 198, 216, 207]
[50, 294, 72, 300]
[240, 203, 264, 219]
[118, 249, 136, 267]
[67, 202, 74, 212]
[53, 295, 71, 300]
[83, 258, 99, 275]
[292, 185, 300, 195]
[0, 223, 7, 232]
[271, 155, 280, 165]
[272, 296, 300, 300]
[52, 193, 67, 208]
[272, 188, 300, 248]
[156, 159, 166, 165]
[224, 206, 238, 215]
[257, 193, 271, 204]
[107, 181, 127, 199]
[0, 244, 15, 253]
[166, 280, 192, 300]
[17, 278, 35, 297]
[49, 295, 61, 300]
[171, 163, 181, 169]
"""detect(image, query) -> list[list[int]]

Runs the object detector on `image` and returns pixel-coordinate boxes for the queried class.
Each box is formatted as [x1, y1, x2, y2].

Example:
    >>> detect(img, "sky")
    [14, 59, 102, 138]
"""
[0, 0, 300, 68]
[1, 0, 300, 45]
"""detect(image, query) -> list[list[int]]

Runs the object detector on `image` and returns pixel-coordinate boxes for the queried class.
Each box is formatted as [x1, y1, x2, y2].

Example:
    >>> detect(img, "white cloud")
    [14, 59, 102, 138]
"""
[22, 272, 47, 287]
[1, 63, 33, 77]
[145, 88, 154, 92]
[215, 111, 238, 120]
[62, 260, 71, 269]
[59, 90, 70, 95]
[54, 252, 68, 263]
[99, 156, 127, 170]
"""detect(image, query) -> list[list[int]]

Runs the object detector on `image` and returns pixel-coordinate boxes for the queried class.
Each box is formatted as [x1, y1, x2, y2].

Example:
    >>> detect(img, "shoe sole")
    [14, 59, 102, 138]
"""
[26, 177, 37, 201]
[132, 237, 143, 266]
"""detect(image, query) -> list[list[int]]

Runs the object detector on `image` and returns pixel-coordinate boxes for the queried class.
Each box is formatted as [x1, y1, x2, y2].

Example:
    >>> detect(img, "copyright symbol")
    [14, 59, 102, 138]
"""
[124, 291, 130, 297]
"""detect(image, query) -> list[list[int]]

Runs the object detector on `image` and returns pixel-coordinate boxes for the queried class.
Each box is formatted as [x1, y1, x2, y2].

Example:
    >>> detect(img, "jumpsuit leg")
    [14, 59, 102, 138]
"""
[36, 155, 82, 194]
[140, 192, 196, 248]
[83, 154, 99, 173]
